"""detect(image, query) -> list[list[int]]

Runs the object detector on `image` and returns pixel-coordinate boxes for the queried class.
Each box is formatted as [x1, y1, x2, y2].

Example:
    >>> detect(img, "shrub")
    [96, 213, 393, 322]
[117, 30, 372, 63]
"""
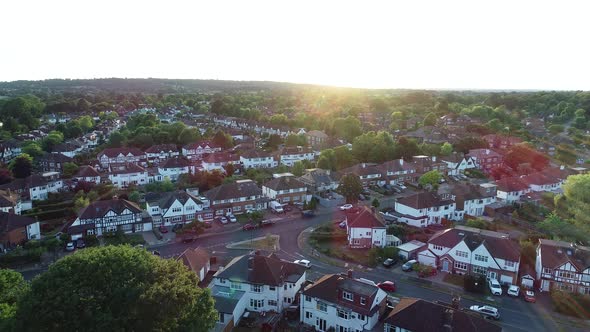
[463, 275, 486, 293]
[85, 235, 99, 247]
[551, 290, 590, 318]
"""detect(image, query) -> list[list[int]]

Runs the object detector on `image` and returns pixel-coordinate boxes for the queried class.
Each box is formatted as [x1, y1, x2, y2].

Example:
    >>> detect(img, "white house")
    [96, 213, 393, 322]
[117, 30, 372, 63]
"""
[520, 172, 563, 193]
[345, 208, 387, 248]
[300, 271, 387, 332]
[145, 144, 179, 164]
[108, 163, 148, 188]
[181, 141, 221, 160]
[495, 177, 531, 203]
[262, 174, 308, 204]
[394, 192, 457, 227]
[417, 226, 521, 285]
[211, 253, 306, 331]
[378, 159, 416, 186]
[157, 157, 193, 181]
[0, 173, 64, 201]
[146, 190, 212, 226]
[440, 152, 477, 176]
[278, 146, 315, 167]
[536, 239, 590, 294]
[67, 198, 150, 240]
[97, 147, 146, 168]
[200, 152, 239, 173]
[451, 183, 497, 218]
[73, 165, 102, 184]
[239, 150, 277, 169]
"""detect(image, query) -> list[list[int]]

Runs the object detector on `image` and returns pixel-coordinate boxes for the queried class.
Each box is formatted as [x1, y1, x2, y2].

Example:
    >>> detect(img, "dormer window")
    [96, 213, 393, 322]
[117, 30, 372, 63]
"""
[360, 297, 366, 305]
[342, 291, 353, 301]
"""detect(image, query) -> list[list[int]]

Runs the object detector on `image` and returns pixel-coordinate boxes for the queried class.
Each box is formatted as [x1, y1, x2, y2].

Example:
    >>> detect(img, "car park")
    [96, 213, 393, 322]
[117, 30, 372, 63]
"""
[378, 281, 396, 292]
[382, 258, 397, 268]
[294, 259, 312, 268]
[507, 285, 520, 297]
[339, 204, 353, 211]
[488, 279, 502, 295]
[159, 225, 169, 233]
[524, 290, 536, 303]
[469, 305, 500, 320]
[401, 260, 418, 272]
[65, 242, 75, 251]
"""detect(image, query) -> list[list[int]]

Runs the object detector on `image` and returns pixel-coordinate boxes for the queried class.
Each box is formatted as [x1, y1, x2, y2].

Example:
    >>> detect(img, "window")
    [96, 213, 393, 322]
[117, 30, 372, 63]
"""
[250, 299, 263, 308]
[474, 254, 488, 262]
[305, 295, 311, 302]
[358, 314, 365, 321]
[230, 282, 241, 290]
[316, 301, 327, 312]
[172, 216, 182, 222]
[337, 309, 349, 319]
[186, 205, 195, 211]
[455, 261, 468, 270]
[456, 250, 468, 258]
[251, 285, 262, 293]
[543, 268, 552, 275]
[433, 245, 443, 251]
[268, 300, 277, 306]
[360, 297, 366, 305]
[472, 265, 487, 275]
[269, 286, 276, 291]
[342, 291, 353, 301]
[581, 287, 590, 295]
[366, 232, 371, 236]
[306, 311, 313, 319]
[172, 207, 182, 213]
[558, 270, 575, 279]
[559, 283, 574, 292]
[218, 313, 225, 323]
[505, 261, 515, 267]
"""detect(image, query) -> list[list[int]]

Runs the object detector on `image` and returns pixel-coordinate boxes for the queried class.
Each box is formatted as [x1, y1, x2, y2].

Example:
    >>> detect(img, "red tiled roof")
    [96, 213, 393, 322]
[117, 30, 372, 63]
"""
[178, 247, 210, 276]
[538, 239, 590, 271]
[495, 177, 528, 192]
[396, 192, 454, 209]
[347, 208, 385, 229]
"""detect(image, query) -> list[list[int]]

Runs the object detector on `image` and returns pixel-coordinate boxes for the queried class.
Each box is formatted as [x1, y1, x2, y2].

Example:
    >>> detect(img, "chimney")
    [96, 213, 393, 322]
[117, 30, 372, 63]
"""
[347, 269, 353, 279]
[443, 309, 454, 332]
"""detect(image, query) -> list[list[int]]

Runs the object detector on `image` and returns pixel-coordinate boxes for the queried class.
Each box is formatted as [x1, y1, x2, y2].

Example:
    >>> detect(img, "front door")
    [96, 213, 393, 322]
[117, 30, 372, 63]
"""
[316, 318, 326, 331]
[488, 271, 497, 280]
[442, 260, 450, 272]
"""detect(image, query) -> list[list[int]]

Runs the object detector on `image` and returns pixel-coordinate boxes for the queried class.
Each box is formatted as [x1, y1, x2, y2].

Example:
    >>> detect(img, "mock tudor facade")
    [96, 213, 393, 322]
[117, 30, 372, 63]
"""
[301, 272, 387, 332]
[182, 141, 221, 160]
[536, 239, 590, 294]
[440, 152, 477, 176]
[97, 147, 146, 168]
[418, 226, 521, 285]
[146, 190, 212, 226]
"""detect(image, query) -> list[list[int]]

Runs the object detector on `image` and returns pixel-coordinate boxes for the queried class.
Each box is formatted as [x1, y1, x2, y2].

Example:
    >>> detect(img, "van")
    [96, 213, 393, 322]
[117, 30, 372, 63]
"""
[269, 201, 284, 213]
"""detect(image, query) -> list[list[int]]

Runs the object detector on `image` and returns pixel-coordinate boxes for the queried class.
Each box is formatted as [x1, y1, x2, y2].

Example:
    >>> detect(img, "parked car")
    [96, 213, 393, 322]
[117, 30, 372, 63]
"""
[339, 204, 353, 211]
[401, 260, 418, 272]
[65, 242, 75, 251]
[76, 239, 86, 249]
[382, 258, 397, 268]
[243, 223, 258, 231]
[293, 202, 305, 209]
[398, 184, 407, 190]
[261, 220, 275, 227]
[301, 210, 315, 218]
[488, 279, 503, 296]
[358, 194, 367, 201]
[338, 220, 347, 229]
[159, 225, 169, 233]
[216, 216, 228, 224]
[469, 305, 500, 320]
[507, 285, 520, 297]
[182, 235, 197, 243]
[227, 214, 237, 223]
[524, 290, 536, 303]
[294, 259, 312, 268]
[152, 250, 161, 256]
[377, 281, 396, 292]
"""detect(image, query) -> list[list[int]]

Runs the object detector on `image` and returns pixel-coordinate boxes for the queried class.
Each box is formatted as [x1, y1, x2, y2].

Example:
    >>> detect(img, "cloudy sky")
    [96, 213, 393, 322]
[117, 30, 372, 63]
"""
[1, 0, 589, 90]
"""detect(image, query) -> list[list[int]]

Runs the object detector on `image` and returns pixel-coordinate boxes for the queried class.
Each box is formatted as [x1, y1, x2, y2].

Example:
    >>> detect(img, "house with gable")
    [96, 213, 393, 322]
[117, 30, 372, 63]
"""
[278, 146, 315, 167]
[157, 157, 193, 181]
[298, 168, 338, 193]
[38, 153, 73, 173]
[418, 226, 521, 285]
[97, 147, 146, 168]
[200, 152, 239, 173]
[495, 177, 531, 203]
[177, 247, 211, 284]
[0, 212, 41, 250]
[338, 163, 383, 187]
[67, 198, 150, 240]
[440, 152, 477, 176]
[378, 159, 416, 185]
[300, 271, 387, 332]
[107, 163, 148, 188]
[345, 207, 387, 248]
[0, 190, 21, 215]
[411, 155, 447, 178]
[451, 183, 497, 217]
[467, 149, 503, 173]
[182, 141, 222, 160]
[305, 130, 328, 149]
[146, 190, 212, 226]
[204, 179, 267, 216]
[239, 149, 277, 169]
[145, 144, 179, 164]
[536, 239, 590, 294]
[394, 192, 458, 227]
[73, 165, 101, 184]
[262, 174, 308, 204]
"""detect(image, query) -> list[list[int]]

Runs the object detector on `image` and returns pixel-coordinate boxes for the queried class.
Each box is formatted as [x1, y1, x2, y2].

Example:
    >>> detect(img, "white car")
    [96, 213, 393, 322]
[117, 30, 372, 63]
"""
[488, 279, 502, 296]
[294, 259, 312, 268]
[227, 214, 237, 223]
[398, 184, 407, 190]
[65, 242, 75, 251]
[507, 285, 520, 297]
[339, 204, 353, 211]
[469, 305, 500, 320]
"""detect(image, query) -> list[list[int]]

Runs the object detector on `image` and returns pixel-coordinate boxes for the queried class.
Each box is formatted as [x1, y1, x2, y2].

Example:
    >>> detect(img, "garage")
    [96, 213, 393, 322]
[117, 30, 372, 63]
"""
[500, 274, 513, 285]
[521, 274, 534, 289]
[417, 249, 437, 267]
[397, 240, 427, 260]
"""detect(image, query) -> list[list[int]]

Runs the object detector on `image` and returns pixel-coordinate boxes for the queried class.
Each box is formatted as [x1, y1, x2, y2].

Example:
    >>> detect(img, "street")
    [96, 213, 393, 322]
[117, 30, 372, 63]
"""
[18, 208, 587, 332]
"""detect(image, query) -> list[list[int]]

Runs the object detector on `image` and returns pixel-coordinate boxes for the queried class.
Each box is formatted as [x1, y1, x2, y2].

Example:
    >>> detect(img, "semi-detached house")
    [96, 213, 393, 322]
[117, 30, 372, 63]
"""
[278, 146, 315, 167]
[338, 163, 382, 187]
[73, 165, 101, 184]
[144, 144, 179, 164]
[97, 147, 146, 168]
[108, 163, 148, 188]
[239, 149, 277, 169]
[536, 239, 590, 294]
[418, 226, 521, 285]
[204, 179, 268, 216]
[181, 141, 221, 160]
[300, 272, 387, 332]
[451, 183, 497, 217]
[262, 174, 308, 204]
[495, 177, 531, 203]
[146, 190, 213, 227]
[378, 159, 416, 186]
[394, 192, 458, 227]
[157, 157, 193, 181]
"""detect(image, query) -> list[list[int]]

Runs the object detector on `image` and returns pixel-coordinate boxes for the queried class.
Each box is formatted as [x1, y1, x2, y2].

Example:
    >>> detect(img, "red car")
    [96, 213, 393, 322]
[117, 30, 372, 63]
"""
[159, 225, 169, 233]
[524, 290, 536, 303]
[242, 223, 258, 231]
[378, 281, 396, 292]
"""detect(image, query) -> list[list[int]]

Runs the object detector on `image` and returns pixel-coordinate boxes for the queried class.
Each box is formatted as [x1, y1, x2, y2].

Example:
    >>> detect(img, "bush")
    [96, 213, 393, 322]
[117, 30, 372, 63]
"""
[551, 290, 590, 318]
[85, 235, 99, 247]
[0, 247, 44, 268]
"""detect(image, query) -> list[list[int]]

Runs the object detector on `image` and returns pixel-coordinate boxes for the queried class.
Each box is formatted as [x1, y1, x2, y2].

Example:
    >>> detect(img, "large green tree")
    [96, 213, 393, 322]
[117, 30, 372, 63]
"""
[339, 173, 363, 204]
[16, 246, 217, 332]
[0, 269, 29, 331]
[418, 170, 443, 189]
[561, 174, 590, 233]
[9, 154, 33, 179]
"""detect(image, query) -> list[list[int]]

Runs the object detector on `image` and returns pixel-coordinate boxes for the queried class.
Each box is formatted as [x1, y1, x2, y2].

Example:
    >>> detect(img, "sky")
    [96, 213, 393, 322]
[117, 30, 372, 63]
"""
[1, 0, 589, 90]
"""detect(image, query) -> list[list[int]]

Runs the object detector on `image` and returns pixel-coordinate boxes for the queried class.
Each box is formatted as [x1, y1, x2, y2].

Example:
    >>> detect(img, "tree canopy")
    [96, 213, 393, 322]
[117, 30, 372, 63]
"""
[339, 173, 363, 204]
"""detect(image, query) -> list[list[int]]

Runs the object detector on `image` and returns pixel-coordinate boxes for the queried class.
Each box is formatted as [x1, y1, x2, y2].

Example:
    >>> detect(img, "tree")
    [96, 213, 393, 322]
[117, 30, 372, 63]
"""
[548, 124, 565, 134]
[285, 134, 300, 147]
[41, 131, 64, 152]
[178, 128, 201, 145]
[371, 198, 380, 208]
[21, 141, 43, 158]
[212, 130, 233, 149]
[128, 191, 141, 203]
[440, 142, 453, 156]
[107, 131, 127, 148]
[418, 170, 442, 189]
[0, 169, 12, 185]
[266, 134, 283, 149]
[0, 269, 29, 331]
[9, 154, 33, 178]
[62, 162, 79, 178]
[394, 137, 420, 161]
[465, 218, 489, 230]
[223, 163, 235, 177]
[16, 246, 217, 332]
[339, 174, 363, 204]
[423, 112, 437, 126]
[503, 143, 549, 172]
[561, 174, 590, 233]
[292, 161, 305, 176]
[74, 195, 90, 211]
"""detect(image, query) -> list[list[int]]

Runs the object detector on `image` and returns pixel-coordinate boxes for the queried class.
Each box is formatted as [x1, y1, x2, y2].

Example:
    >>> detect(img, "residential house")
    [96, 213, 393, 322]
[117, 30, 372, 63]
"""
[536, 239, 590, 294]
[0, 140, 21, 162]
[158, 157, 193, 181]
[394, 192, 457, 227]
[97, 147, 146, 168]
[520, 172, 563, 193]
[440, 152, 477, 176]
[0, 190, 21, 215]
[298, 168, 339, 193]
[262, 174, 308, 204]
[405, 126, 449, 144]
[305, 130, 328, 149]
[300, 272, 387, 332]
[146, 190, 212, 226]
[145, 144, 179, 164]
[0, 172, 64, 201]
[177, 247, 211, 283]
[108, 163, 148, 188]
[52, 142, 81, 158]
[73, 165, 102, 184]
[451, 183, 497, 217]
[200, 152, 240, 173]
[338, 163, 383, 187]
[383, 298, 501, 332]
[483, 134, 523, 150]
[211, 253, 306, 331]
[278, 146, 315, 167]
[37, 152, 72, 173]
[182, 141, 222, 160]
[417, 226, 521, 285]
[239, 150, 277, 169]
[379, 159, 416, 185]
[204, 180, 267, 216]
[467, 149, 503, 173]
[412, 155, 447, 178]
[0, 212, 40, 250]
[345, 208, 387, 248]
[68, 198, 150, 240]
[495, 177, 531, 203]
